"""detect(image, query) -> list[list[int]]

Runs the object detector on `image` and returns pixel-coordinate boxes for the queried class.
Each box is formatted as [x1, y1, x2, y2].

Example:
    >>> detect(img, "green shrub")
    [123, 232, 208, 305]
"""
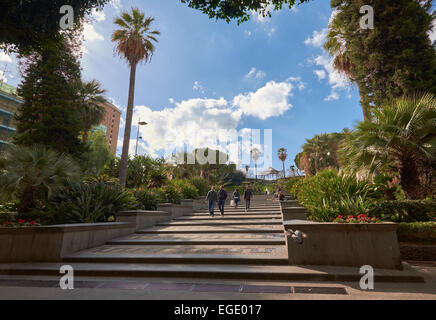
[293, 169, 380, 222]
[0, 202, 18, 224]
[397, 222, 436, 244]
[50, 180, 138, 224]
[158, 184, 182, 204]
[189, 178, 209, 196]
[134, 188, 161, 210]
[372, 200, 436, 222]
[172, 180, 199, 199]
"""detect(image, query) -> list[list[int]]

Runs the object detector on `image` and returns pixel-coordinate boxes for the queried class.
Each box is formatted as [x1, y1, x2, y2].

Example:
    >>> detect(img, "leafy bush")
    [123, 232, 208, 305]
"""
[372, 200, 436, 223]
[189, 177, 209, 196]
[397, 222, 436, 244]
[292, 169, 380, 222]
[172, 180, 199, 199]
[158, 184, 182, 204]
[0, 202, 18, 225]
[133, 188, 161, 210]
[50, 180, 138, 224]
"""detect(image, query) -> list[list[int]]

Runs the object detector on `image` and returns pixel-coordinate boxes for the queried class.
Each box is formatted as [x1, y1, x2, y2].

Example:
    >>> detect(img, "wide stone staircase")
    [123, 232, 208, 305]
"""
[0, 198, 424, 283]
[61, 200, 291, 275]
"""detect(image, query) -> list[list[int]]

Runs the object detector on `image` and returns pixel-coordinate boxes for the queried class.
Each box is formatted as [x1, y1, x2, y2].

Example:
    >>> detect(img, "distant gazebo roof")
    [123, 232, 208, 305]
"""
[259, 167, 281, 180]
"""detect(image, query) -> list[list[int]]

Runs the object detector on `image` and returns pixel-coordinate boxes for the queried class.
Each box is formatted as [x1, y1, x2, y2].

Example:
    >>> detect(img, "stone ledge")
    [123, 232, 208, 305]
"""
[117, 210, 170, 217]
[284, 220, 402, 270]
[0, 222, 135, 235]
[0, 222, 136, 263]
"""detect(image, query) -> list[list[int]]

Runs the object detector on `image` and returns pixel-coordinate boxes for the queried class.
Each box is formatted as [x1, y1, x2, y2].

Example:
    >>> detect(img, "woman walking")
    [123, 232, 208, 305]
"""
[232, 189, 240, 208]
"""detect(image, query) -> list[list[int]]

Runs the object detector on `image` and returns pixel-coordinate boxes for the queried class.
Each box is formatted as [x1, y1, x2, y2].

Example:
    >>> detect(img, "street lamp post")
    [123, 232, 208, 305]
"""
[135, 118, 148, 156]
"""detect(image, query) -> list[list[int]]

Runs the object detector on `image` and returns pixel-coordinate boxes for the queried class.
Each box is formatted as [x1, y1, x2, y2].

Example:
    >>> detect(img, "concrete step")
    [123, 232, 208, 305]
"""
[107, 238, 286, 246]
[174, 215, 282, 221]
[62, 244, 288, 265]
[136, 224, 285, 234]
[0, 263, 425, 283]
[156, 220, 283, 227]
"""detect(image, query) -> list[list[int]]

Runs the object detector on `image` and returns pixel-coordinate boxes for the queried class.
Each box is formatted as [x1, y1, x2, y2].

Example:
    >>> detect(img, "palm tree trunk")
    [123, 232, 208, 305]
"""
[400, 160, 425, 200]
[358, 82, 371, 121]
[119, 63, 137, 187]
[282, 161, 286, 178]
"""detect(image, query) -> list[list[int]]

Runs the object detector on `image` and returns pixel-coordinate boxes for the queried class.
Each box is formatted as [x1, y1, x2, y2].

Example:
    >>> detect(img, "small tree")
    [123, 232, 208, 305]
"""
[340, 93, 436, 200]
[0, 145, 80, 213]
[278, 148, 288, 178]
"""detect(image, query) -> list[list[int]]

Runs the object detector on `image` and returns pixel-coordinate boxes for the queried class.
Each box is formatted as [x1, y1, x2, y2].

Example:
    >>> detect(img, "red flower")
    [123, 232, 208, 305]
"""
[17, 219, 25, 224]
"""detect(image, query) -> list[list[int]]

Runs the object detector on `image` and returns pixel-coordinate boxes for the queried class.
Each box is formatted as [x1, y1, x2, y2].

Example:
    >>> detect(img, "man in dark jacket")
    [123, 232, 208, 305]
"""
[205, 186, 218, 217]
[244, 185, 253, 212]
[217, 185, 228, 216]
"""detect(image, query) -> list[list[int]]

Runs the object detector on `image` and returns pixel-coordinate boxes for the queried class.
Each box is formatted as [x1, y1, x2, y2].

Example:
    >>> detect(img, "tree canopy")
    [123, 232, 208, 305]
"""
[180, 0, 310, 23]
[0, 0, 109, 54]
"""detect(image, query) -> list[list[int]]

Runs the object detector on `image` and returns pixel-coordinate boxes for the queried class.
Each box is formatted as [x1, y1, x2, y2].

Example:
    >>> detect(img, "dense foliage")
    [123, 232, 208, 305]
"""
[397, 222, 436, 244]
[180, 0, 309, 23]
[0, 145, 80, 213]
[326, 0, 436, 119]
[291, 169, 382, 222]
[340, 93, 436, 200]
[0, 0, 109, 54]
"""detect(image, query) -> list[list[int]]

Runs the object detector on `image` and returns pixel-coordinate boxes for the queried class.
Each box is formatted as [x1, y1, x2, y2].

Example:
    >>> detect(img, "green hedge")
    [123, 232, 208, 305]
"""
[373, 200, 436, 222]
[397, 222, 436, 244]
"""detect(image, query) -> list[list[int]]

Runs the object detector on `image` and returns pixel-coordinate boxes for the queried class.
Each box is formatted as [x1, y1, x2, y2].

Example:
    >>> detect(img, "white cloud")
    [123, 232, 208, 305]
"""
[305, 28, 328, 48]
[83, 23, 104, 42]
[267, 27, 276, 38]
[169, 98, 175, 104]
[0, 52, 12, 63]
[132, 98, 242, 155]
[193, 81, 208, 94]
[287, 76, 306, 91]
[233, 81, 293, 120]
[245, 67, 266, 80]
[324, 92, 339, 102]
[91, 8, 106, 22]
[251, 4, 275, 24]
[244, 30, 252, 37]
[314, 69, 326, 80]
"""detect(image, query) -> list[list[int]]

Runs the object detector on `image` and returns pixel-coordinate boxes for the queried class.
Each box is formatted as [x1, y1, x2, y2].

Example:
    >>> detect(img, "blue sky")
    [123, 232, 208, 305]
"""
[2, 1, 433, 176]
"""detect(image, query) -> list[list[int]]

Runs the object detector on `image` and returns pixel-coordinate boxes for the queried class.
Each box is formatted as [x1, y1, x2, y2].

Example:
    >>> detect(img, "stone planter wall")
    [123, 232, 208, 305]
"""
[284, 220, 402, 270]
[0, 222, 135, 263]
[116, 210, 171, 231]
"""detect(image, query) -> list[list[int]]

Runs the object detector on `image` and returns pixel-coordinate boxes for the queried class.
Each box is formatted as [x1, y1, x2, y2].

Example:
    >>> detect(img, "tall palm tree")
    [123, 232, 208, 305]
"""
[112, 8, 160, 187]
[251, 147, 261, 181]
[277, 148, 287, 178]
[324, 10, 371, 120]
[76, 80, 107, 142]
[340, 93, 436, 200]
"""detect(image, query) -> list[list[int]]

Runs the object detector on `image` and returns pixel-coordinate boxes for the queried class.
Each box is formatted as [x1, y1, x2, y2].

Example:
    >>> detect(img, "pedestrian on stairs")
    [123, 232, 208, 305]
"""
[232, 189, 240, 208]
[244, 185, 253, 212]
[217, 185, 228, 216]
[205, 186, 218, 217]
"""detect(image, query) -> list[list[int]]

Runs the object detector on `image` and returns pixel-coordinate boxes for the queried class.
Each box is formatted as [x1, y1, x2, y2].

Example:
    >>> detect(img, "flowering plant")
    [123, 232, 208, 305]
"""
[1, 218, 41, 228]
[334, 214, 381, 224]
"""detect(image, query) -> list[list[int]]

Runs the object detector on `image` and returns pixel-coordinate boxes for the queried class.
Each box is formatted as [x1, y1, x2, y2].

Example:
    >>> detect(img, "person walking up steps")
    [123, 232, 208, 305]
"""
[232, 189, 240, 208]
[217, 185, 228, 216]
[205, 186, 218, 217]
[244, 185, 253, 212]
